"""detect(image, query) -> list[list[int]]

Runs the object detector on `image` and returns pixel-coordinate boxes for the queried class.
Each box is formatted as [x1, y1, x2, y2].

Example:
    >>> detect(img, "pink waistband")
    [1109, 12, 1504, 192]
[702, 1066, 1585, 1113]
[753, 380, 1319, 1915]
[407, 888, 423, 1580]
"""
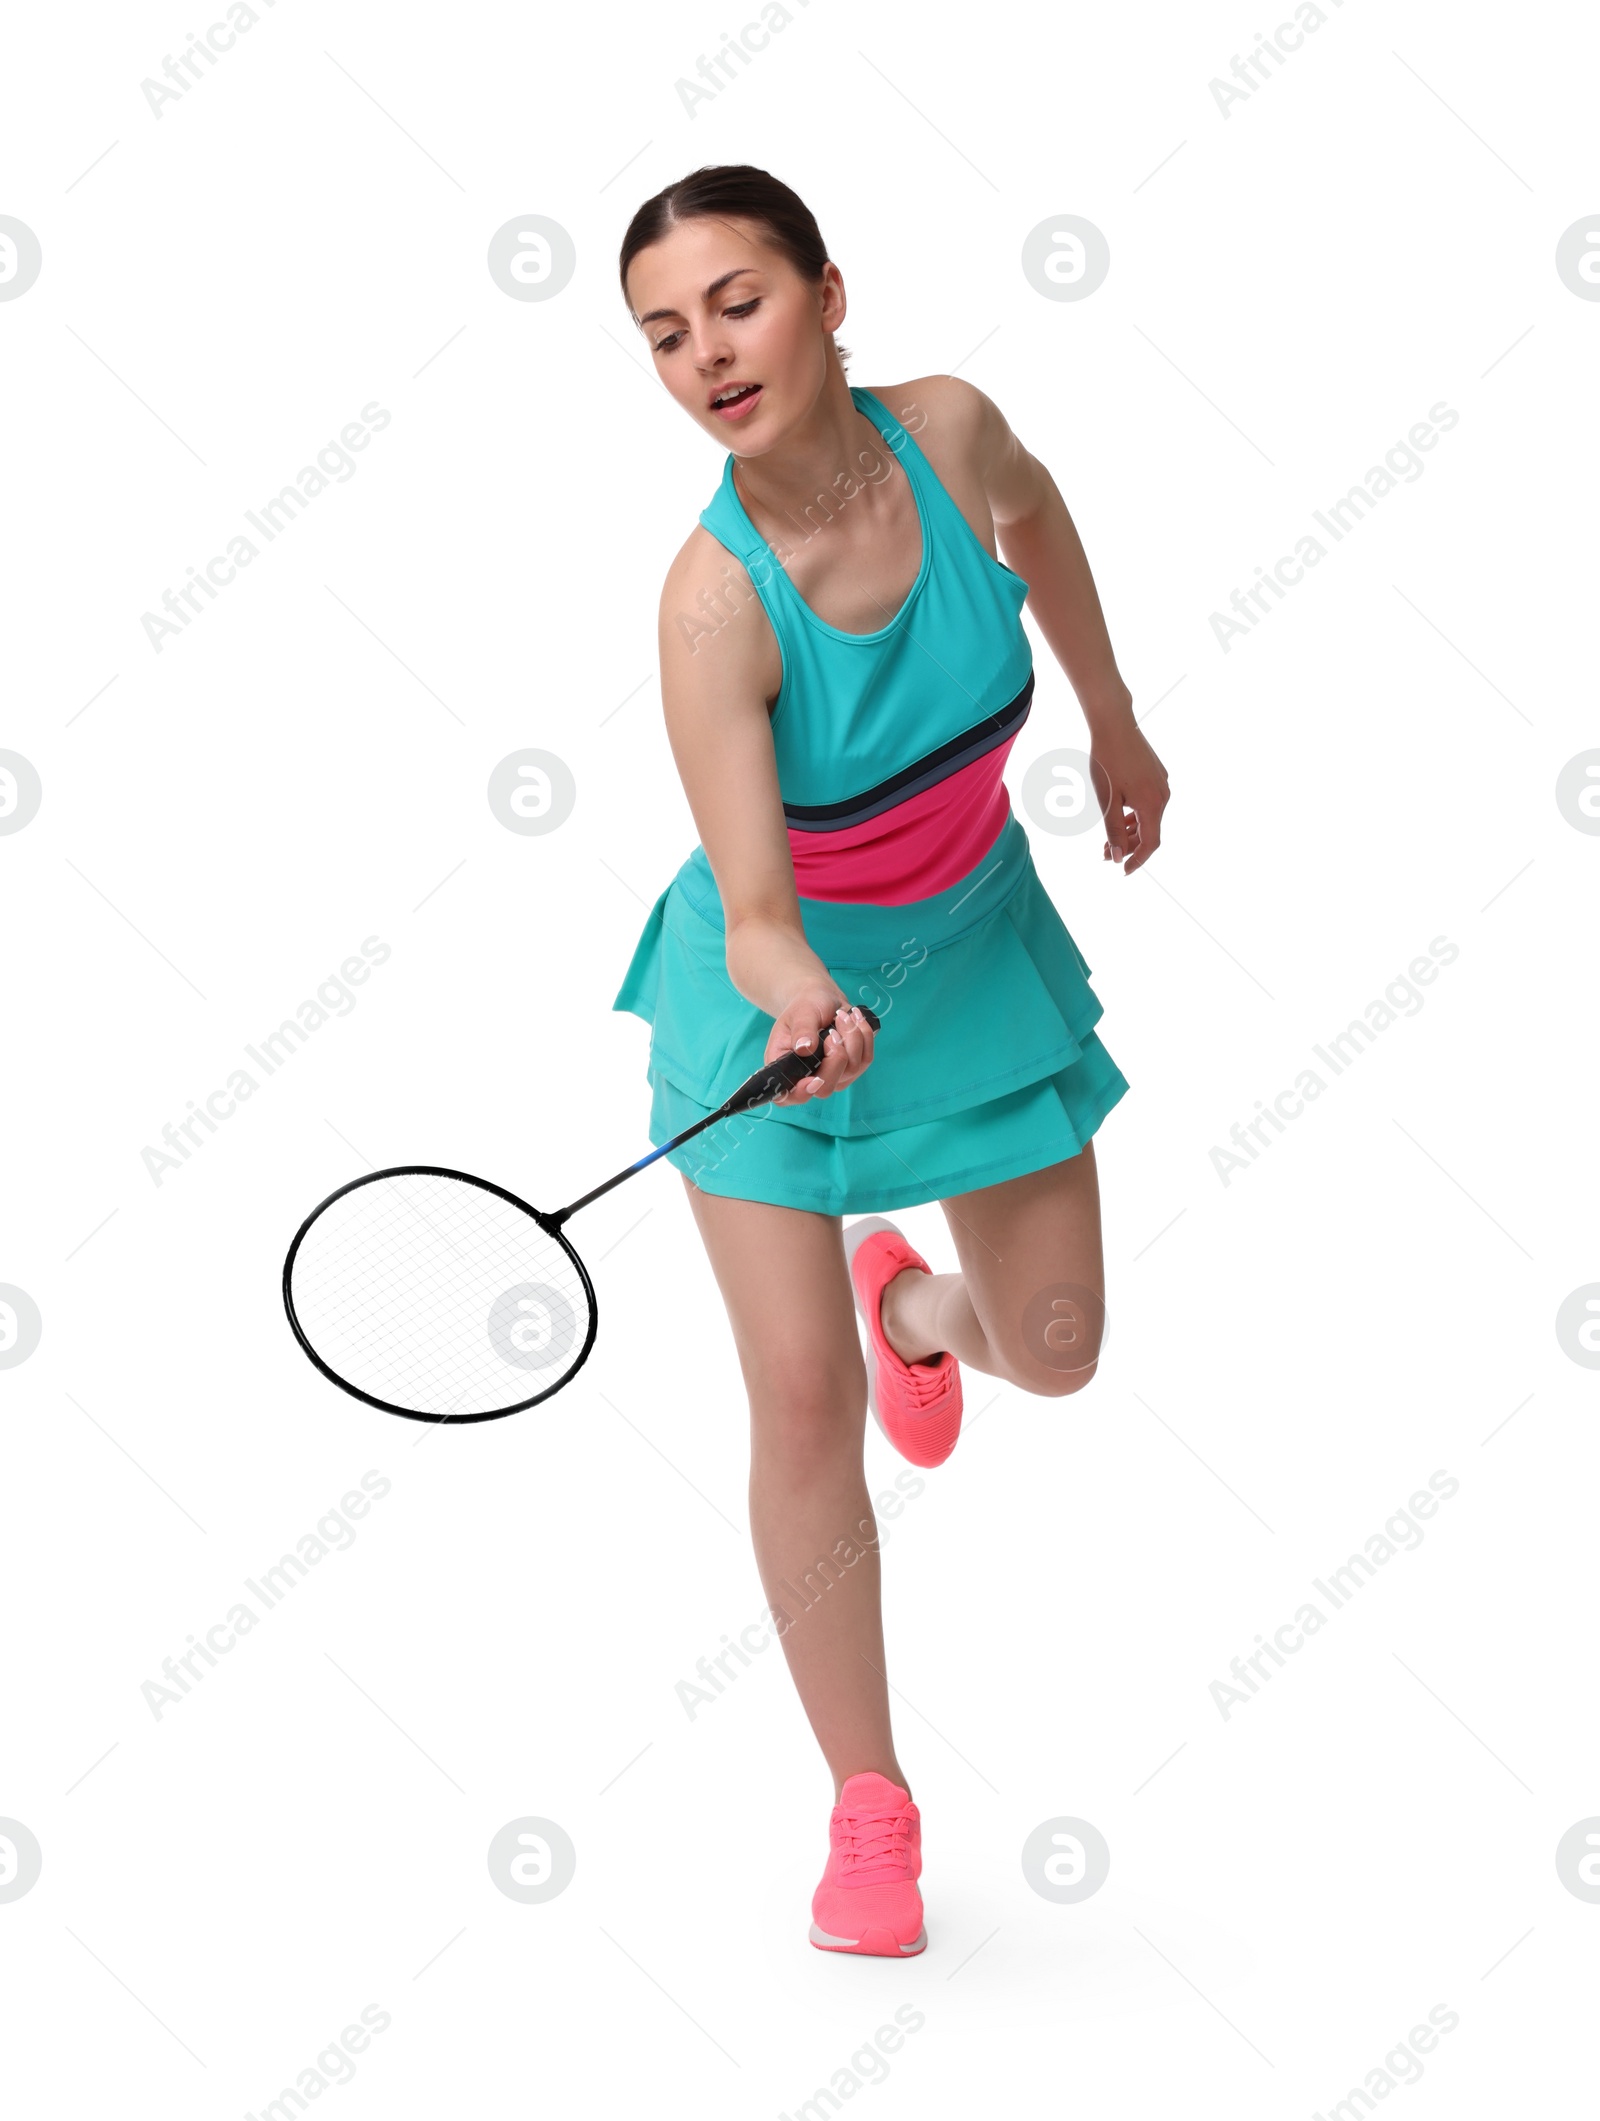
[788, 746, 1016, 906]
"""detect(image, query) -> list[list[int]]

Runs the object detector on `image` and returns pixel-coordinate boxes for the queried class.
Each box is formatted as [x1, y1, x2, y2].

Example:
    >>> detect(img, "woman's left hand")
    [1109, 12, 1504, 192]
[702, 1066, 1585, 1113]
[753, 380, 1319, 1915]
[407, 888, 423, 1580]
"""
[1092, 717, 1170, 875]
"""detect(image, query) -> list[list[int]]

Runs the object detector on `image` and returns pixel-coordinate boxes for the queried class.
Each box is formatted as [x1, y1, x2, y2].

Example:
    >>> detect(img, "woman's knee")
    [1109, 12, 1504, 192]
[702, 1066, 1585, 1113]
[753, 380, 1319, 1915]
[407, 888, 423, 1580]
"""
[984, 1298, 1094, 1399]
[990, 1287, 1105, 1399]
[747, 1365, 867, 1474]
[1003, 1354, 1099, 1399]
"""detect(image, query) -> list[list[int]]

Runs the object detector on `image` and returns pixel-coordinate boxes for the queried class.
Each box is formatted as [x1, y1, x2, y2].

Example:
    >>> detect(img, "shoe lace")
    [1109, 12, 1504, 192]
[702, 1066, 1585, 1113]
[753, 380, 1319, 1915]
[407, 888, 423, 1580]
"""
[837, 1803, 914, 1873]
[899, 1352, 952, 1410]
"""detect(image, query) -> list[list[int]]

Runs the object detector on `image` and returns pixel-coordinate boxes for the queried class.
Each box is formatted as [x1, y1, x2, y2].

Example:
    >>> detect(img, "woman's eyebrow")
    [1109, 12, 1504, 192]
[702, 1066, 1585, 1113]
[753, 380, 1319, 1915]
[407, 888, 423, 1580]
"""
[636, 266, 762, 328]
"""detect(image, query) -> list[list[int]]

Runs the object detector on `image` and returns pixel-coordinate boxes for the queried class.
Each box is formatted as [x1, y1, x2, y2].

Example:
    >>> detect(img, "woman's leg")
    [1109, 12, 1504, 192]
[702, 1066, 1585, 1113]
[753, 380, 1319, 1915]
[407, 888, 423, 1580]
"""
[680, 1173, 911, 1800]
[880, 1144, 1107, 1398]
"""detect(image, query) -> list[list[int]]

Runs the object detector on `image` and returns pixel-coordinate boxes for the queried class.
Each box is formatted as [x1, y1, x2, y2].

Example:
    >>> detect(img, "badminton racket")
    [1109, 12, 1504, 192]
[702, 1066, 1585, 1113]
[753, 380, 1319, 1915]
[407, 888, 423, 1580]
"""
[282, 1007, 880, 1424]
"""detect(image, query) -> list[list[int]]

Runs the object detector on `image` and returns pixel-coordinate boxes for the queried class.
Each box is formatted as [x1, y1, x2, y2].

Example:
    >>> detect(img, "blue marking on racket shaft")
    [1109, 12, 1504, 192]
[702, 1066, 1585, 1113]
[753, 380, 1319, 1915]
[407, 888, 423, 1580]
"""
[551, 1128, 721, 1230]
[550, 1118, 731, 1222]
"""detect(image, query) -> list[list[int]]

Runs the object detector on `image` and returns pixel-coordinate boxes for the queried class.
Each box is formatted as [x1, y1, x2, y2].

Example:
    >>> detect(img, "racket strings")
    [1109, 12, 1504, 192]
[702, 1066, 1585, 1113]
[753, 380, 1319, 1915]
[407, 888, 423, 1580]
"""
[287, 1172, 591, 1417]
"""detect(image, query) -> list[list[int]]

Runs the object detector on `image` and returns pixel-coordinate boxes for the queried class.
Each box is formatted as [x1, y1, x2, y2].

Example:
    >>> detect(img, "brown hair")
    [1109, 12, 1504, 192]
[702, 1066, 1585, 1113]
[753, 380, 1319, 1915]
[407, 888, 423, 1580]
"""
[619, 164, 851, 372]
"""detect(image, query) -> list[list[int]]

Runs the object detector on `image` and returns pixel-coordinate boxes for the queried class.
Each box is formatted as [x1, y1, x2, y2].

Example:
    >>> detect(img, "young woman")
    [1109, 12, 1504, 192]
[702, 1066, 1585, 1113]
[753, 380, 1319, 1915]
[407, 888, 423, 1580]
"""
[613, 165, 1169, 1958]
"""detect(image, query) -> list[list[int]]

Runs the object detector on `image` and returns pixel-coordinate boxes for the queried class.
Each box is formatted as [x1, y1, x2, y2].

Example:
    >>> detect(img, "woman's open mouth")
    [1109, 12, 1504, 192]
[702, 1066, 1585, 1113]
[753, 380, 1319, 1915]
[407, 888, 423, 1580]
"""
[709, 383, 763, 421]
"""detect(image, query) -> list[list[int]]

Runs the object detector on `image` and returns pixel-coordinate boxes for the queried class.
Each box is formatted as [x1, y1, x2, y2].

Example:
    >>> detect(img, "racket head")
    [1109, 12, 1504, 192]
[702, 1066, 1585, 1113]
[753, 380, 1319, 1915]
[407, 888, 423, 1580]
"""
[282, 1165, 597, 1424]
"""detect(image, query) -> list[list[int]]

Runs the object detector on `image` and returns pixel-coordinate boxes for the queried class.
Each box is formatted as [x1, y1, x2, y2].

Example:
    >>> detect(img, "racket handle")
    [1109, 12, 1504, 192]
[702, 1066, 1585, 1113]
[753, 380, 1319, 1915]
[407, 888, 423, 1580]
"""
[717, 1005, 881, 1117]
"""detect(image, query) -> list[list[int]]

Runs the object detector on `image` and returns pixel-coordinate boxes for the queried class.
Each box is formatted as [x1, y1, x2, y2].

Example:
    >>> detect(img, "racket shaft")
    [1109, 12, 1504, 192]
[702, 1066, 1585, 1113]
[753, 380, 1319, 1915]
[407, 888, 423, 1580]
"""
[552, 1066, 792, 1220]
[553, 1008, 879, 1224]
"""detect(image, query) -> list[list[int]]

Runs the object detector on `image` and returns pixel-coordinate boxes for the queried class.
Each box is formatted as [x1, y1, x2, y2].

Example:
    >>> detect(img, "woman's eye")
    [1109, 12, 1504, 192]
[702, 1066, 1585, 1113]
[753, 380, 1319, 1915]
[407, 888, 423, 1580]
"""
[650, 300, 758, 354]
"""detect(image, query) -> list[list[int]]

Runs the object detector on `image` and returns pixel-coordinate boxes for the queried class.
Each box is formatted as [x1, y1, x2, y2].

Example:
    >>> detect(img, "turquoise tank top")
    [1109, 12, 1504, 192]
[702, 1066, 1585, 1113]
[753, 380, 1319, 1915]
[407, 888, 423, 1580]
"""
[691, 385, 1035, 907]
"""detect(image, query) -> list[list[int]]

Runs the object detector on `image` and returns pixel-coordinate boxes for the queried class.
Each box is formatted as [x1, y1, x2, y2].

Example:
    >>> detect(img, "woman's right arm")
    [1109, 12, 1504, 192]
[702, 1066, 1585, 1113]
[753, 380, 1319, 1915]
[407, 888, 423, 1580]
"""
[656, 532, 874, 1101]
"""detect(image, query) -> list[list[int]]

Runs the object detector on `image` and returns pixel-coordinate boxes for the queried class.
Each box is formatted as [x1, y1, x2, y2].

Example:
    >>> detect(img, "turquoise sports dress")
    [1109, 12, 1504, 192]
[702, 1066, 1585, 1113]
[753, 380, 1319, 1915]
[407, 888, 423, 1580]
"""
[611, 385, 1129, 1215]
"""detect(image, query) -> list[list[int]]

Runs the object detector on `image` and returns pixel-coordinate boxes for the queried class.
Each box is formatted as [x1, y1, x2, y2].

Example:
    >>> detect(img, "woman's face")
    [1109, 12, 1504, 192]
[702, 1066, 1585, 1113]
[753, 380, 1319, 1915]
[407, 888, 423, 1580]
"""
[627, 214, 843, 449]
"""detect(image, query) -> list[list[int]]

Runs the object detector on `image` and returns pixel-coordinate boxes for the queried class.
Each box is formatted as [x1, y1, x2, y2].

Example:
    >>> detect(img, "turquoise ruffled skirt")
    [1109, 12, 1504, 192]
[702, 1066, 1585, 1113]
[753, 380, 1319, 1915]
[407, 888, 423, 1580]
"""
[610, 810, 1128, 1215]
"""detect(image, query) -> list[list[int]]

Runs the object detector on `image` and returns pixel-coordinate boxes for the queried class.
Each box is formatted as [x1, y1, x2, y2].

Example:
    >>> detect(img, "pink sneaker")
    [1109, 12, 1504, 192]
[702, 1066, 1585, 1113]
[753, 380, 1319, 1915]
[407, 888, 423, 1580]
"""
[844, 1217, 963, 1469]
[809, 1771, 926, 1956]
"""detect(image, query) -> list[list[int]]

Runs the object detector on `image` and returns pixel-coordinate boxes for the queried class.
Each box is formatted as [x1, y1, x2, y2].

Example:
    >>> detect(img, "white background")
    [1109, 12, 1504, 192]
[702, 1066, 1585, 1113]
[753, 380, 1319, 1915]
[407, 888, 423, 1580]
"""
[3, 0, 1597, 2113]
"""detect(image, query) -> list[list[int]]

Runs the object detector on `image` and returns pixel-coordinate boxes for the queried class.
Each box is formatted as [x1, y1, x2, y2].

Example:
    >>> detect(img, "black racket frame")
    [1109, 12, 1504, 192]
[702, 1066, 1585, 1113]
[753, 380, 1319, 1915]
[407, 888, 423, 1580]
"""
[282, 1006, 880, 1425]
[282, 1166, 595, 1424]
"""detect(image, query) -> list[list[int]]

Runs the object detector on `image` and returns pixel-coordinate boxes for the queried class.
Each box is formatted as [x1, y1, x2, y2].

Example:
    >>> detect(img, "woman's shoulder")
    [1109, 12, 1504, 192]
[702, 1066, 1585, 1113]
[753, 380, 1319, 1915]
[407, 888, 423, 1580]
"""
[861, 373, 994, 460]
[864, 375, 1009, 557]
[656, 521, 782, 707]
[659, 518, 753, 612]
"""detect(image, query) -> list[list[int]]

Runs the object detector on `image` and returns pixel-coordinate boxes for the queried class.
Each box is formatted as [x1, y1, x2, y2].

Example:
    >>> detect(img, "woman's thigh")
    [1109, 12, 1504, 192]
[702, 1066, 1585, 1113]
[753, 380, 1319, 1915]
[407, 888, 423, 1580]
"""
[938, 1142, 1106, 1394]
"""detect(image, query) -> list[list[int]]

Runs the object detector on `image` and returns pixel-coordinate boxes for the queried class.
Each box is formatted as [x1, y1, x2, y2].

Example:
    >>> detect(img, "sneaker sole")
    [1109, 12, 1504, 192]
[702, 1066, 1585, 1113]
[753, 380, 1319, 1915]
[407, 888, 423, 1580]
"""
[809, 1921, 928, 1956]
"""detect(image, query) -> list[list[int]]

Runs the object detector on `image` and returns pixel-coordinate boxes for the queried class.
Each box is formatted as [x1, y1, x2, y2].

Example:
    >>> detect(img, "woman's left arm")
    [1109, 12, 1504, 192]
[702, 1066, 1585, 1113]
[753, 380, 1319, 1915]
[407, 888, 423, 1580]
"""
[972, 386, 1170, 875]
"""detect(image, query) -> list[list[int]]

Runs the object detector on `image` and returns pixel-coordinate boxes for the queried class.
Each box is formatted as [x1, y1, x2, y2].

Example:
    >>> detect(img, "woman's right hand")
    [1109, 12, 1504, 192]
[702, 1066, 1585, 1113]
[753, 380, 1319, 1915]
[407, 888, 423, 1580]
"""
[765, 986, 877, 1105]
